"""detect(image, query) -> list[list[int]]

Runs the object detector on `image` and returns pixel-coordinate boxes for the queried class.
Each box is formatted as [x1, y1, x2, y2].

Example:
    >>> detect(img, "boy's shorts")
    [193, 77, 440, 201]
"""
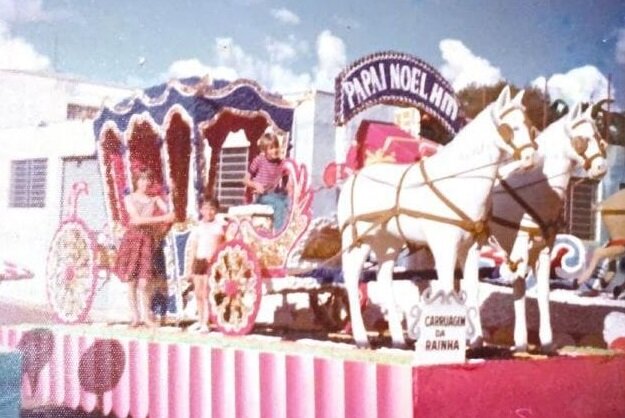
[191, 258, 209, 275]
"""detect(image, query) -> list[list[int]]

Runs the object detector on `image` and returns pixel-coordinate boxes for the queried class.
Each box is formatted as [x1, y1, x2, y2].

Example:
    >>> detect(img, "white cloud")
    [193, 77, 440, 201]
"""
[531, 66, 610, 107]
[270, 8, 300, 25]
[0, 19, 50, 71]
[166, 30, 346, 94]
[0, 0, 70, 23]
[313, 30, 346, 91]
[166, 37, 312, 94]
[616, 28, 625, 65]
[438, 39, 503, 91]
[167, 58, 237, 81]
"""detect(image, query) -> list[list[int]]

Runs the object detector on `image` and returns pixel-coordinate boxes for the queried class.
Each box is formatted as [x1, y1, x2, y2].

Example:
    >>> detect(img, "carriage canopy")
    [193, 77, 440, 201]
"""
[93, 77, 296, 231]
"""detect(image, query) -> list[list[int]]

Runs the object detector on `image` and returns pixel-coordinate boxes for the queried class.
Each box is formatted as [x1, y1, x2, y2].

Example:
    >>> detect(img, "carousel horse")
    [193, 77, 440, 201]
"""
[337, 86, 536, 348]
[462, 102, 608, 352]
[576, 188, 625, 298]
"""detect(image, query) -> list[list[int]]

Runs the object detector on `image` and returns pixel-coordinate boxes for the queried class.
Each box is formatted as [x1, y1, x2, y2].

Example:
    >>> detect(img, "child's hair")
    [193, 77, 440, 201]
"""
[200, 196, 220, 210]
[132, 167, 154, 189]
[259, 132, 280, 153]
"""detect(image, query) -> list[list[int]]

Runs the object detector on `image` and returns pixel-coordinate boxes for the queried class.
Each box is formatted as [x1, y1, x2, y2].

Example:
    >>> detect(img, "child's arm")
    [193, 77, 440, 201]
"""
[244, 173, 265, 194]
[155, 196, 176, 223]
[244, 157, 265, 194]
[125, 195, 174, 225]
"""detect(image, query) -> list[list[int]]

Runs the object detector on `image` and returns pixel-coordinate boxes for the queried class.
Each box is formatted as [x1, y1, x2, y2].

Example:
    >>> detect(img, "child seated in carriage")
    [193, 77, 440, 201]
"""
[243, 132, 290, 231]
[184, 197, 227, 332]
[115, 168, 175, 327]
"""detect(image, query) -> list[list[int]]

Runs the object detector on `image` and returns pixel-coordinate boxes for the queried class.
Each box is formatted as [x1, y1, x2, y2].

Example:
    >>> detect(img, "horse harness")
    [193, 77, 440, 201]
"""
[489, 174, 563, 272]
[496, 106, 538, 160]
[341, 159, 491, 249]
[569, 119, 607, 171]
[340, 104, 535, 251]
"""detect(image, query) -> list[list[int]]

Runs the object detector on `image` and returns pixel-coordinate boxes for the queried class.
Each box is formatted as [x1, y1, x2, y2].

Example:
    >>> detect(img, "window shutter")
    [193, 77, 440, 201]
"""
[9, 159, 47, 208]
[562, 178, 598, 240]
[216, 147, 248, 208]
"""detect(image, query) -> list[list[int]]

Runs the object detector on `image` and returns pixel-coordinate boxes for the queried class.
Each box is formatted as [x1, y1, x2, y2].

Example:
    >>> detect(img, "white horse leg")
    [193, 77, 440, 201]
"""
[536, 248, 553, 352]
[343, 244, 371, 347]
[374, 248, 406, 348]
[429, 235, 459, 294]
[462, 243, 484, 347]
[512, 277, 528, 351]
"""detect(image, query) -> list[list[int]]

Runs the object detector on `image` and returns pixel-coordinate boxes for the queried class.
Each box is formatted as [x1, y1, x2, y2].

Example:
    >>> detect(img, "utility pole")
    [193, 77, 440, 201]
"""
[606, 74, 612, 142]
[542, 78, 548, 130]
[53, 34, 58, 72]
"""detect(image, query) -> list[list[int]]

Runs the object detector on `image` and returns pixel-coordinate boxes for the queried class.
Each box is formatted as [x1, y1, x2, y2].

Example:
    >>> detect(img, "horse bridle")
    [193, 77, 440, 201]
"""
[493, 106, 538, 161]
[568, 119, 607, 171]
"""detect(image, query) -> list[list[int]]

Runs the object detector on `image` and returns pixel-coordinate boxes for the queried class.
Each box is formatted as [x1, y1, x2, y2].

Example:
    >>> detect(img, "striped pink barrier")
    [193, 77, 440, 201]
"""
[49, 332, 65, 405]
[79, 335, 97, 413]
[189, 344, 211, 418]
[64, 334, 80, 410]
[168, 343, 190, 418]
[129, 339, 149, 418]
[111, 339, 130, 418]
[314, 357, 345, 418]
[0, 326, 415, 418]
[235, 349, 260, 418]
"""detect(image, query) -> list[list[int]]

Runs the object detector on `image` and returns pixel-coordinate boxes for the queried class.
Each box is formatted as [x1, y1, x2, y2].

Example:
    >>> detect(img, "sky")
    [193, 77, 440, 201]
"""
[0, 0, 624, 108]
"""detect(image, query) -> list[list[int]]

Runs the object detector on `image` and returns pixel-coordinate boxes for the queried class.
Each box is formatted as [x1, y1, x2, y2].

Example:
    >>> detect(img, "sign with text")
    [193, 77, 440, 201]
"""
[410, 290, 472, 365]
[335, 51, 462, 135]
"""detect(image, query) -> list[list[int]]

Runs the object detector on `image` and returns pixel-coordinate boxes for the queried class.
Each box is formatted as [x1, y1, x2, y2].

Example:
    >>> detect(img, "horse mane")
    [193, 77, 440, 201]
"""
[433, 103, 499, 162]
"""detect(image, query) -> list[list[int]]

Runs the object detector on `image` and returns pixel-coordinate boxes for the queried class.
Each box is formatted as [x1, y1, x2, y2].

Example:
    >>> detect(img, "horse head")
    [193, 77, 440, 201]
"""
[565, 102, 608, 179]
[491, 86, 537, 169]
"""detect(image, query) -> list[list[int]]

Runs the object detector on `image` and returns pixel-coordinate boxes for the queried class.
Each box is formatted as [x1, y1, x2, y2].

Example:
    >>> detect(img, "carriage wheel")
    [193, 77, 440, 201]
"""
[207, 241, 262, 335]
[46, 219, 98, 324]
[309, 287, 350, 332]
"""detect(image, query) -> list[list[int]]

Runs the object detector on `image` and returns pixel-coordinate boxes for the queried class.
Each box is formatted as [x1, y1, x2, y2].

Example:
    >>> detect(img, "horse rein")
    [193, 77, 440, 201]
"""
[341, 159, 490, 249]
[493, 105, 538, 161]
[490, 173, 561, 244]
[568, 119, 607, 171]
[340, 107, 536, 249]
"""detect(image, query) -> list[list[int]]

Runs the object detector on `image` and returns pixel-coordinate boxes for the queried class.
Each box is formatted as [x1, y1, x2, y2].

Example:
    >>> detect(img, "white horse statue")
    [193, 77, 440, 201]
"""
[463, 102, 608, 351]
[337, 86, 536, 348]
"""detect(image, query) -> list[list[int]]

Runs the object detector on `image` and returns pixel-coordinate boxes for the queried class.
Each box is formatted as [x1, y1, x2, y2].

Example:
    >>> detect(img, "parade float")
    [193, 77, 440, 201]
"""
[2, 52, 625, 417]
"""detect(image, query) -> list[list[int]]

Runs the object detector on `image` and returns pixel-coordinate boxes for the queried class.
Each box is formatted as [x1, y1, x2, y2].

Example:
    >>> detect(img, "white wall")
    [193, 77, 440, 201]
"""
[0, 70, 133, 129]
[0, 121, 97, 305]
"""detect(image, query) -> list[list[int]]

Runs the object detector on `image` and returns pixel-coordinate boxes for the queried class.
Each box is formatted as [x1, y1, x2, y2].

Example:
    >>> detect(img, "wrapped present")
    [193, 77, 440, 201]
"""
[346, 120, 440, 170]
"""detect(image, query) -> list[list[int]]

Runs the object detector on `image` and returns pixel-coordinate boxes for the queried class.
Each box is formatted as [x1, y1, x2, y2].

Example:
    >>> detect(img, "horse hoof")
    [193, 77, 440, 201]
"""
[468, 336, 484, 349]
[540, 343, 557, 355]
[354, 339, 371, 349]
[512, 344, 528, 353]
[391, 341, 408, 350]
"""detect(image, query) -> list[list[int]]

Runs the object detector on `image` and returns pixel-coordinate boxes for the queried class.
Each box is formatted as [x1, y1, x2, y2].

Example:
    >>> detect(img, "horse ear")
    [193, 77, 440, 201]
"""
[512, 89, 525, 107]
[496, 85, 511, 110]
[568, 102, 582, 121]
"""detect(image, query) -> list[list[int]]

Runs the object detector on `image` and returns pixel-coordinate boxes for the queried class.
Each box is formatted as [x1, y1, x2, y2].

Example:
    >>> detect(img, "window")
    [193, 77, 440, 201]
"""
[66, 104, 100, 120]
[562, 178, 598, 240]
[9, 159, 47, 208]
[216, 147, 248, 208]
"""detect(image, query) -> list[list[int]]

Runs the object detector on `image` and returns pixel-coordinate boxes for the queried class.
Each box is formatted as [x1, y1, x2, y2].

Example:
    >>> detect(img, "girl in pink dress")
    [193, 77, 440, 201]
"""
[185, 197, 227, 332]
[115, 168, 175, 327]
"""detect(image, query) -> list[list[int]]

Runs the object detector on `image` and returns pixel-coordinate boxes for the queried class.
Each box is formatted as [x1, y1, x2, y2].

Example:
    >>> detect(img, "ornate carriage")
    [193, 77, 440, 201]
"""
[45, 77, 314, 333]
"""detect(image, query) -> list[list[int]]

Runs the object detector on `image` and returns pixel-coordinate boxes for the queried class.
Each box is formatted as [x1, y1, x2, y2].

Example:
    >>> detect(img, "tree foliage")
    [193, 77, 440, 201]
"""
[456, 83, 625, 146]
[456, 82, 559, 129]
